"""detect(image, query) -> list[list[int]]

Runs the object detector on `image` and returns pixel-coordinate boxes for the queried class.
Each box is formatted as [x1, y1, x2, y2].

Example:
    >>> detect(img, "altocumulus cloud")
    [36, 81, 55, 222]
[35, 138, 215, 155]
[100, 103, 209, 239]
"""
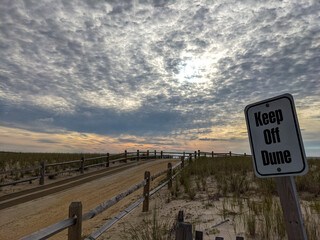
[0, 0, 320, 154]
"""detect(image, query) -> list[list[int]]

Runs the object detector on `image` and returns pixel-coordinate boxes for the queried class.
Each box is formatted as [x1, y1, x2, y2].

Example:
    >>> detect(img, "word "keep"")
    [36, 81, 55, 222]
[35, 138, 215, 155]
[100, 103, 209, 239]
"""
[255, 109, 283, 127]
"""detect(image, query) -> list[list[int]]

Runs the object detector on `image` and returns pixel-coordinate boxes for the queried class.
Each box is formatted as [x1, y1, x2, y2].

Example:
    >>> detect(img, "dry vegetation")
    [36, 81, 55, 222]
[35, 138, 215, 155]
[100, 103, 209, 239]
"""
[0, 152, 125, 184]
[120, 156, 320, 240]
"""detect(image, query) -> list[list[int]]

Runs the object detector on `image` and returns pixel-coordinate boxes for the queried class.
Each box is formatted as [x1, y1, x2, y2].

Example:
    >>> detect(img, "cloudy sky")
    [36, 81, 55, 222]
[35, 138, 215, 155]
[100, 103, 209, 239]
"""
[1, 0, 319, 155]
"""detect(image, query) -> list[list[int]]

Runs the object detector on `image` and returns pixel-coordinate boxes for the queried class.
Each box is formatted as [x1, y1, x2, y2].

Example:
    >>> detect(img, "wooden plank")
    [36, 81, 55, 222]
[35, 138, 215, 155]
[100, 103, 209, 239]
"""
[0, 166, 41, 175]
[86, 197, 145, 240]
[40, 161, 45, 185]
[143, 171, 150, 212]
[0, 176, 39, 187]
[46, 160, 81, 167]
[195, 231, 203, 240]
[151, 168, 169, 181]
[84, 155, 108, 161]
[80, 157, 85, 174]
[21, 218, 75, 240]
[68, 202, 82, 240]
[275, 176, 307, 240]
[167, 163, 172, 189]
[46, 168, 79, 177]
[176, 222, 192, 240]
[178, 210, 184, 222]
[82, 179, 146, 221]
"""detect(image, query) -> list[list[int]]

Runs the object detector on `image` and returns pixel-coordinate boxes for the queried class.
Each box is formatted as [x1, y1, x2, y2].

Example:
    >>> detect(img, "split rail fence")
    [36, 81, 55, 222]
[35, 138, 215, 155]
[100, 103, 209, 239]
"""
[0, 150, 247, 188]
[0, 150, 249, 240]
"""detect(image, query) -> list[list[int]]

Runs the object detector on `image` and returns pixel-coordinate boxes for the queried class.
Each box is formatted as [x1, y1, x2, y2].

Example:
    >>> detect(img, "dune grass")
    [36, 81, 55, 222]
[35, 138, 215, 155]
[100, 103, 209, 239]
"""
[176, 156, 320, 239]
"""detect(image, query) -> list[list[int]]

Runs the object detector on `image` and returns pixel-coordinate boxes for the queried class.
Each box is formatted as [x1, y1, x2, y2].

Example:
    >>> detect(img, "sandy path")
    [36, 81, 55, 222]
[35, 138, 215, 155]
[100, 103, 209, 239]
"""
[0, 159, 179, 240]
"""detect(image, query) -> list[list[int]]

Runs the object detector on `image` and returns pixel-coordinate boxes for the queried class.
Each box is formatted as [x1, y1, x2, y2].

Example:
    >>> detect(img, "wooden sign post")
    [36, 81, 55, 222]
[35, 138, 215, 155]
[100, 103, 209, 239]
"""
[276, 176, 307, 239]
[245, 94, 308, 239]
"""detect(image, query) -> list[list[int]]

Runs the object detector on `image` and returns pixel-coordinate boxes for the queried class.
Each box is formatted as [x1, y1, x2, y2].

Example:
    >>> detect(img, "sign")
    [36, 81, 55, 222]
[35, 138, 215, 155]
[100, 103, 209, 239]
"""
[244, 93, 308, 178]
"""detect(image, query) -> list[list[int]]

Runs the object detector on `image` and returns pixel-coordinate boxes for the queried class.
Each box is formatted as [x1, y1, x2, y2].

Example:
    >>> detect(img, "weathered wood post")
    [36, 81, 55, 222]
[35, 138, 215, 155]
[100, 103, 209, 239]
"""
[276, 176, 307, 240]
[40, 160, 45, 185]
[146, 150, 149, 160]
[80, 157, 85, 174]
[143, 171, 150, 212]
[198, 150, 200, 158]
[194, 151, 197, 160]
[154, 150, 156, 159]
[106, 153, 109, 167]
[183, 152, 185, 159]
[229, 151, 232, 156]
[204, 152, 206, 157]
[195, 231, 203, 240]
[161, 150, 163, 159]
[124, 150, 127, 163]
[167, 162, 172, 189]
[137, 150, 140, 161]
[212, 151, 214, 158]
[181, 156, 185, 169]
[189, 153, 192, 163]
[68, 201, 82, 240]
[244, 153, 246, 156]
[178, 210, 184, 222]
[176, 210, 192, 240]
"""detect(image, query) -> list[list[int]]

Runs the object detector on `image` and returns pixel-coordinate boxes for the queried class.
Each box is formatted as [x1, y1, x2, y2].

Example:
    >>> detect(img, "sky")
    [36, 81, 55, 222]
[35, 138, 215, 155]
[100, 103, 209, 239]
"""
[0, 0, 319, 155]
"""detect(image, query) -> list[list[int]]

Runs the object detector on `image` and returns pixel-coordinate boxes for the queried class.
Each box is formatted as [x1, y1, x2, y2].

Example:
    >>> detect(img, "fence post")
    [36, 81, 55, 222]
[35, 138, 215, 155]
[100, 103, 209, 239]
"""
[154, 150, 156, 159]
[176, 210, 192, 240]
[80, 157, 85, 174]
[194, 151, 197, 160]
[68, 201, 82, 240]
[143, 171, 150, 212]
[212, 151, 214, 158]
[147, 150, 149, 160]
[229, 151, 232, 156]
[161, 151, 163, 159]
[198, 150, 200, 158]
[195, 231, 203, 240]
[125, 150, 127, 163]
[106, 153, 109, 167]
[204, 152, 206, 157]
[40, 160, 45, 185]
[189, 153, 192, 163]
[137, 150, 140, 161]
[244, 153, 246, 156]
[178, 210, 184, 222]
[181, 156, 185, 169]
[167, 163, 172, 189]
[276, 176, 307, 240]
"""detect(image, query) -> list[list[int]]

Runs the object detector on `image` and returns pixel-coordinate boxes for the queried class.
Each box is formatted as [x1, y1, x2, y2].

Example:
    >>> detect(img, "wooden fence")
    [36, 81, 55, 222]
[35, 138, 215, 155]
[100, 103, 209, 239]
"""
[0, 150, 249, 188]
[20, 152, 192, 240]
[1, 150, 250, 239]
[0, 150, 177, 187]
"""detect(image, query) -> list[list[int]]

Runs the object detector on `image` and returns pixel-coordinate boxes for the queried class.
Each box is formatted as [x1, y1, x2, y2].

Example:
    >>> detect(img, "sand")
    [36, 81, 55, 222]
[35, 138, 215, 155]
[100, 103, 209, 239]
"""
[0, 159, 179, 240]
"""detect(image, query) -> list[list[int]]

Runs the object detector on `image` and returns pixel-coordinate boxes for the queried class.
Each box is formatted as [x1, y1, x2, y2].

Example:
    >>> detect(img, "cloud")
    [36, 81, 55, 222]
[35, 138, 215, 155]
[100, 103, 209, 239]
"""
[0, 0, 319, 154]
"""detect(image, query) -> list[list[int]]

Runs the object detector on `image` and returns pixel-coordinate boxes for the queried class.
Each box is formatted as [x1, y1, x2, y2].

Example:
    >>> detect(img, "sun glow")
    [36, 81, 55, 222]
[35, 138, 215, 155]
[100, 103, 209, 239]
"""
[177, 59, 207, 83]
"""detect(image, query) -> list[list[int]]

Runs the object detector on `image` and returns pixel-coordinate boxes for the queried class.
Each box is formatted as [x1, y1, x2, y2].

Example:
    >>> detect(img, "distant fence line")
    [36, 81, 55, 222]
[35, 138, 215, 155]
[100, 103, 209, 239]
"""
[0, 150, 250, 188]
[17, 151, 250, 240]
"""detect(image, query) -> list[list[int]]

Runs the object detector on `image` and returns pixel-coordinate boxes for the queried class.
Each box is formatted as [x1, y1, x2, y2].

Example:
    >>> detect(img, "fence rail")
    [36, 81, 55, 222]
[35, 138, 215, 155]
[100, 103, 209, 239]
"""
[20, 153, 190, 240]
[0, 150, 250, 187]
[15, 150, 249, 240]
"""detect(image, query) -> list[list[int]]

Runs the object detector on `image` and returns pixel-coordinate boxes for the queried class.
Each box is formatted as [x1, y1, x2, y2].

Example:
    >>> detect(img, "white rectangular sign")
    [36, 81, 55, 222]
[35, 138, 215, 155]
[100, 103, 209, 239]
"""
[244, 93, 308, 178]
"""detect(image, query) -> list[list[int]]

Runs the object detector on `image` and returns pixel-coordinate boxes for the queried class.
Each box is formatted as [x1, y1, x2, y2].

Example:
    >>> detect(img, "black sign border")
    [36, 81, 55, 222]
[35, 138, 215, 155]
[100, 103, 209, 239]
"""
[245, 93, 307, 177]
